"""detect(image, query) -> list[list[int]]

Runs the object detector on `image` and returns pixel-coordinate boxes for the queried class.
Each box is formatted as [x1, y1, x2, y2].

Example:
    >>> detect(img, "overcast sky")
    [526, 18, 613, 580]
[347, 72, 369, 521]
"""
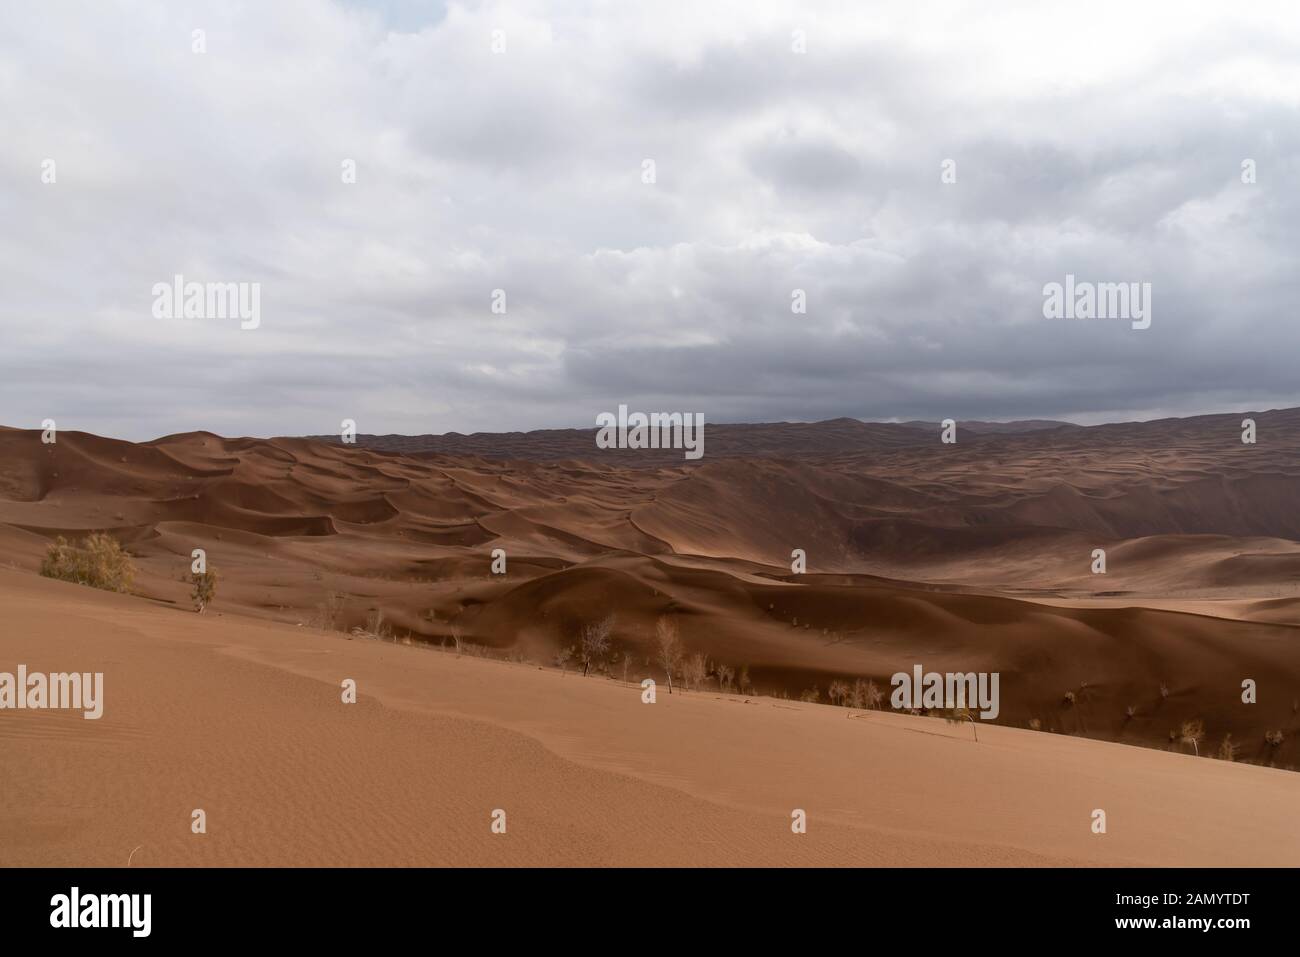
[3, 1, 1299, 441]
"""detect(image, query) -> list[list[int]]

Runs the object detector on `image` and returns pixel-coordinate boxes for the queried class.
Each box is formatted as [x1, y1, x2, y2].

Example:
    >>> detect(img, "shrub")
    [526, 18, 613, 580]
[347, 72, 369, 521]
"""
[828, 679, 848, 706]
[191, 569, 217, 613]
[682, 652, 709, 691]
[1179, 719, 1205, 755]
[799, 685, 820, 703]
[578, 615, 614, 677]
[717, 663, 735, 693]
[1216, 733, 1239, 762]
[737, 665, 754, 695]
[312, 591, 347, 631]
[40, 533, 135, 593]
[654, 617, 684, 693]
[1265, 729, 1285, 748]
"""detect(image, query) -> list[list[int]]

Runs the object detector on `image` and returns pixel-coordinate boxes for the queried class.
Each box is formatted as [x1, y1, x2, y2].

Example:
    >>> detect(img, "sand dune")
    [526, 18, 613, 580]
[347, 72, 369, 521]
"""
[1, 412, 1298, 780]
[3, 569, 1297, 867]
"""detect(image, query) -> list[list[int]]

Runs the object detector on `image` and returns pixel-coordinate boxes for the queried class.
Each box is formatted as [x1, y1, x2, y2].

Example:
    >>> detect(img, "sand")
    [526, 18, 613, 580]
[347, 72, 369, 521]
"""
[2, 568, 1297, 867]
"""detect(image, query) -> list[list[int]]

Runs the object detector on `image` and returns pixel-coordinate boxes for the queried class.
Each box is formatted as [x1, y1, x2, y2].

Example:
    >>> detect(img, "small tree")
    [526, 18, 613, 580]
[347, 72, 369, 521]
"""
[682, 652, 709, 691]
[554, 646, 574, 673]
[1179, 718, 1205, 756]
[578, 615, 614, 677]
[717, 663, 735, 693]
[828, 679, 849, 707]
[190, 568, 217, 613]
[655, 617, 683, 694]
[867, 680, 884, 710]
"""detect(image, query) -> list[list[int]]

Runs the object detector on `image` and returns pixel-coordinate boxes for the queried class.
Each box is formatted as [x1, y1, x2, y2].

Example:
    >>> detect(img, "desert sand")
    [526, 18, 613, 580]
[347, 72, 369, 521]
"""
[3, 568, 1298, 867]
[1, 412, 1299, 866]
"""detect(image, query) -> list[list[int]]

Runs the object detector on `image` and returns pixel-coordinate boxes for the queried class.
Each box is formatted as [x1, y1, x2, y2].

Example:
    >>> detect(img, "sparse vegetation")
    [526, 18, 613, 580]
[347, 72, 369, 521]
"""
[827, 679, 848, 706]
[312, 591, 347, 631]
[1179, 718, 1205, 756]
[717, 663, 735, 693]
[40, 533, 135, 593]
[1265, 729, 1285, 748]
[364, 609, 393, 640]
[737, 664, 754, 695]
[1062, 690, 1076, 706]
[1028, 717, 1042, 731]
[944, 706, 979, 742]
[554, 646, 574, 672]
[654, 617, 683, 693]
[682, 652, 708, 691]
[1216, 733, 1239, 762]
[190, 568, 217, 613]
[799, 685, 820, 703]
[578, 614, 613, 677]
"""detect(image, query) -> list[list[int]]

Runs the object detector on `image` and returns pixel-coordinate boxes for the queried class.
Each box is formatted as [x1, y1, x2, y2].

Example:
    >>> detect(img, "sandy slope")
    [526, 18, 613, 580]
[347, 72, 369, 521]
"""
[2, 417, 1299, 766]
[2, 570, 1297, 867]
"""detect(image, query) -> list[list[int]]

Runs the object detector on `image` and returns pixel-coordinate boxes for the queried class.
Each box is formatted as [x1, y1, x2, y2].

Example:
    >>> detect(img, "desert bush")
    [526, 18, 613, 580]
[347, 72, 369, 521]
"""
[1159, 682, 1170, 699]
[828, 679, 848, 706]
[1265, 729, 1285, 748]
[554, 646, 574, 672]
[190, 568, 217, 613]
[655, 617, 683, 693]
[40, 533, 135, 593]
[737, 665, 753, 695]
[364, 609, 393, 640]
[1216, 733, 1239, 762]
[944, 706, 978, 741]
[1062, 690, 1076, 706]
[717, 663, 735, 693]
[682, 652, 709, 691]
[312, 591, 347, 631]
[1124, 704, 1137, 720]
[799, 685, 820, 703]
[1028, 717, 1042, 731]
[1179, 718, 1205, 755]
[578, 614, 614, 677]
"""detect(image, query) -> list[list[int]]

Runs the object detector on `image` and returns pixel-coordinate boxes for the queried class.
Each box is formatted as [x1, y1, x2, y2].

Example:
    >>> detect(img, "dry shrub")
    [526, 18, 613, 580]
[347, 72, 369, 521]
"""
[682, 652, 709, 691]
[40, 533, 135, 593]
[1216, 733, 1239, 762]
[191, 569, 217, 613]
[1179, 718, 1205, 755]
[312, 591, 347, 631]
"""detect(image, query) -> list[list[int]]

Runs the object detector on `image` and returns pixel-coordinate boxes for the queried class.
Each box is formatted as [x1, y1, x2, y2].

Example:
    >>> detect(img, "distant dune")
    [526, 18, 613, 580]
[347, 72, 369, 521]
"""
[1, 408, 1299, 777]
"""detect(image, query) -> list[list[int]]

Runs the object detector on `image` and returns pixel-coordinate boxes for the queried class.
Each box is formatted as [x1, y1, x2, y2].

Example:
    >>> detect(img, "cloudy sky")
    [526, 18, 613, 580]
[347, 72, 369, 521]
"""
[3, 0, 1299, 440]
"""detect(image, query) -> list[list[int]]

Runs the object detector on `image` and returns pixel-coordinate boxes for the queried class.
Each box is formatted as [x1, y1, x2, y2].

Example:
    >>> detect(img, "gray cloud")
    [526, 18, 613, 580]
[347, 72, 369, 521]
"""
[2, 0, 1299, 440]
